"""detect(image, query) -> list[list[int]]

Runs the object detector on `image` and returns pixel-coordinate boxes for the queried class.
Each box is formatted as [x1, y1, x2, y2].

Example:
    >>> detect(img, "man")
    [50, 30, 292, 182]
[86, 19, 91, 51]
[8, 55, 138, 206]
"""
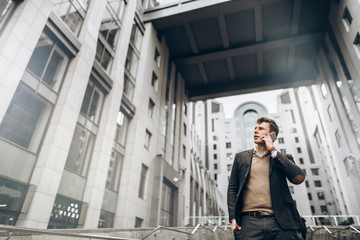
[227, 117, 306, 240]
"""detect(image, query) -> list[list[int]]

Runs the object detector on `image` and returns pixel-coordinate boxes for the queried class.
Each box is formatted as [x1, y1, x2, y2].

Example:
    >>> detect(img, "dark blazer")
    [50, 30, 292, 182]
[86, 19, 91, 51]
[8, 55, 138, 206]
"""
[227, 149, 305, 230]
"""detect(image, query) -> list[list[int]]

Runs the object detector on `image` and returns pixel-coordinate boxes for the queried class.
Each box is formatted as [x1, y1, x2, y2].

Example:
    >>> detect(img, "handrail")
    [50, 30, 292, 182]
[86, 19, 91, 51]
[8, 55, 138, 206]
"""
[308, 225, 360, 235]
[142, 223, 231, 239]
[141, 225, 192, 240]
[0, 225, 139, 240]
[350, 225, 360, 234]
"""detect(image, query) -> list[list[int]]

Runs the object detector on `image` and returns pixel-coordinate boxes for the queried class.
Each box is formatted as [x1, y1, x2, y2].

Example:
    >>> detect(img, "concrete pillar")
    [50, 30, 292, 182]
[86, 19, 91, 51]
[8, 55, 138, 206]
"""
[16, 0, 106, 228]
[0, 0, 49, 124]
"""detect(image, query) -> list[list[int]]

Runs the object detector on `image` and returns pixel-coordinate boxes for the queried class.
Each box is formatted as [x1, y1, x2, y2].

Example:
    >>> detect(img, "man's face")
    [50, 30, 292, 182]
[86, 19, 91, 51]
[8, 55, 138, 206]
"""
[253, 122, 271, 144]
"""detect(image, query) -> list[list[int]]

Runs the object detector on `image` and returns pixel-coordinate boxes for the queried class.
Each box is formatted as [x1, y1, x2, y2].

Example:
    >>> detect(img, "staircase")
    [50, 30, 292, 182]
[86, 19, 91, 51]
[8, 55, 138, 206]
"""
[1, 224, 359, 239]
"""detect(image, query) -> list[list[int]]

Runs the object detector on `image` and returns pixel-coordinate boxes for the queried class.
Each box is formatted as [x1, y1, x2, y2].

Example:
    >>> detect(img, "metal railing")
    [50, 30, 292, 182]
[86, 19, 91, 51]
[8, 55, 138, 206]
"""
[0, 224, 139, 240]
[302, 215, 360, 226]
[307, 225, 360, 239]
[185, 216, 229, 226]
[0, 223, 232, 240]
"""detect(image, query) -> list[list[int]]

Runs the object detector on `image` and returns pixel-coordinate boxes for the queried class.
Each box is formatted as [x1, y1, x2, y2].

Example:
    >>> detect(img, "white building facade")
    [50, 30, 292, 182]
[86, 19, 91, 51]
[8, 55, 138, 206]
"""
[0, 0, 223, 229]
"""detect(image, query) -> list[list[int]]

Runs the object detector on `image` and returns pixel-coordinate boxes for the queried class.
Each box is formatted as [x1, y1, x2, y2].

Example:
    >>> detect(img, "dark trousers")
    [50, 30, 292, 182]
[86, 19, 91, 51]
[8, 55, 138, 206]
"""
[233, 215, 301, 240]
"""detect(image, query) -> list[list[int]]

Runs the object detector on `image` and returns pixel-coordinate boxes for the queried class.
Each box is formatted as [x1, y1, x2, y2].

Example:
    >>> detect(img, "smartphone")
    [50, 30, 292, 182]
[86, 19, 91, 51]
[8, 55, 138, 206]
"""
[269, 132, 277, 142]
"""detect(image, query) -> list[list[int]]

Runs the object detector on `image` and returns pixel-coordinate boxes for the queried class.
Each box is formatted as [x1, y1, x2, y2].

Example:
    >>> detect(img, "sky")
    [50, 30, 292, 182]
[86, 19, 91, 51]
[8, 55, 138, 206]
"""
[215, 89, 284, 118]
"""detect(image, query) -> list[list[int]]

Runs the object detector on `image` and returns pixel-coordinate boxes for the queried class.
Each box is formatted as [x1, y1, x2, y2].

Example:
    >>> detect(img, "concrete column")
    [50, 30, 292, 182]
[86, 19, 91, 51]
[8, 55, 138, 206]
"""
[0, 0, 49, 124]
[16, 0, 106, 228]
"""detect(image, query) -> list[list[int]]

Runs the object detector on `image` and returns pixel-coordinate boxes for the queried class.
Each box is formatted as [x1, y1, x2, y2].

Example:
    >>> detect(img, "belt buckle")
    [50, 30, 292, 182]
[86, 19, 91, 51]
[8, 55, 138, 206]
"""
[253, 211, 259, 217]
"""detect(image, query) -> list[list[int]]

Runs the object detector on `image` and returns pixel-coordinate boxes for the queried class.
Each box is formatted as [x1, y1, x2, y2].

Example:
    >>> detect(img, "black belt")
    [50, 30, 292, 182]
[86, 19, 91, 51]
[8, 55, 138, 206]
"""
[242, 211, 274, 217]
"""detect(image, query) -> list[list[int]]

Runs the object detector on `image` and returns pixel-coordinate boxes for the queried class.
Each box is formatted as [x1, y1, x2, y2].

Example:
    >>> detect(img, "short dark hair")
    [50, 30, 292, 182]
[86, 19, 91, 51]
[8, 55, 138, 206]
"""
[257, 117, 279, 136]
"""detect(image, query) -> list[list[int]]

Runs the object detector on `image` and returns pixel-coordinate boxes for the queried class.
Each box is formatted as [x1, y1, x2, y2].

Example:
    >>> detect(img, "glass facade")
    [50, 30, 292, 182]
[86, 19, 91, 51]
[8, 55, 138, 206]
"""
[160, 180, 175, 226]
[0, 177, 28, 225]
[53, 0, 90, 36]
[48, 195, 82, 228]
[96, 0, 125, 71]
[243, 110, 258, 149]
[138, 164, 148, 199]
[65, 77, 105, 177]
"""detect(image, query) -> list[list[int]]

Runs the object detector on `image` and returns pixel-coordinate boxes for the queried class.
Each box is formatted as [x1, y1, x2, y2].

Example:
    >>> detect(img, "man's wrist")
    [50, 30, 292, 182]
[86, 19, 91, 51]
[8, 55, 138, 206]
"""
[269, 147, 276, 153]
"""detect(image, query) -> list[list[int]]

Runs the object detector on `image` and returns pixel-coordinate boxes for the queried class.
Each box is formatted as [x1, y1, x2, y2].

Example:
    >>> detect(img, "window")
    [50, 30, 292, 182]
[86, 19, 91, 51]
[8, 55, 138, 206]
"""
[183, 145, 186, 158]
[214, 164, 218, 170]
[144, 129, 151, 149]
[317, 192, 325, 200]
[80, 79, 105, 125]
[280, 92, 291, 104]
[320, 205, 328, 214]
[151, 72, 158, 91]
[299, 158, 304, 164]
[183, 104, 187, 116]
[211, 102, 220, 113]
[327, 105, 334, 121]
[0, 83, 53, 152]
[106, 150, 123, 191]
[214, 174, 217, 180]
[310, 206, 315, 214]
[320, 83, 328, 98]
[213, 135, 217, 141]
[123, 74, 135, 101]
[98, 210, 114, 228]
[311, 168, 319, 176]
[26, 32, 69, 92]
[53, 0, 91, 36]
[226, 142, 231, 148]
[297, 147, 302, 153]
[278, 138, 284, 144]
[95, 1, 122, 71]
[115, 111, 130, 147]
[280, 149, 286, 154]
[354, 33, 360, 58]
[343, 155, 353, 176]
[161, 105, 168, 151]
[335, 130, 342, 147]
[305, 180, 309, 188]
[314, 180, 322, 187]
[135, 217, 143, 228]
[289, 186, 294, 194]
[290, 110, 296, 123]
[226, 153, 233, 160]
[308, 193, 312, 200]
[214, 154, 217, 159]
[125, 45, 139, 77]
[108, 0, 126, 22]
[302, 169, 307, 176]
[65, 123, 96, 176]
[138, 164, 148, 199]
[213, 144, 217, 150]
[227, 164, 232, 171]
[65, 77, 106, 177]
[0, 177, 28, 226]
[154, 47, 161, 67]
[148, 98, 155, 118]
[130, 20, 143, 51]
[295, 137, 299, 143]
[183, 123, 187, 136]
[211, 119, 215, 132]
[49, 195, 82, 228]
[160, 180, 175, 227]
[292, 128, 297, 133]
